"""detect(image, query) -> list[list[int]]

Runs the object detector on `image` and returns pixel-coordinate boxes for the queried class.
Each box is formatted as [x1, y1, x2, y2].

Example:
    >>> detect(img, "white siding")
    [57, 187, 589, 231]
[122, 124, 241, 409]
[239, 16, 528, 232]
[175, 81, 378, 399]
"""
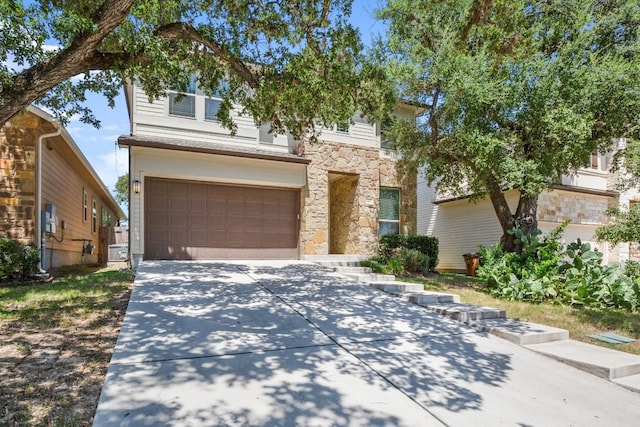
[131, 83, 390, 151]
[417, 176, 619, 270]
[423, 192, 518, 271]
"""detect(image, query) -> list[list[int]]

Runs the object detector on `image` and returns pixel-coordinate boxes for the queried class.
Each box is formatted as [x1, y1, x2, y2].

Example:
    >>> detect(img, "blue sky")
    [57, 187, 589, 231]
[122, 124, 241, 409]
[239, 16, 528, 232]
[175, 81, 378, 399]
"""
[39, 1, 387, 206]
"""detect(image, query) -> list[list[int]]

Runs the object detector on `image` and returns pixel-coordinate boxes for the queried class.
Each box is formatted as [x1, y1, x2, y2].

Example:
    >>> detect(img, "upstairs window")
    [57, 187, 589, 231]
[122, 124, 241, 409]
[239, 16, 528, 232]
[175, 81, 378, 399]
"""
[169, 77, 197, 118]
[205, 83, 227, 121]
[336, 119, 350, 133]
[381, 118, 395, 149]
[379, 188, 400, 236]
[590, 151, 599, 170]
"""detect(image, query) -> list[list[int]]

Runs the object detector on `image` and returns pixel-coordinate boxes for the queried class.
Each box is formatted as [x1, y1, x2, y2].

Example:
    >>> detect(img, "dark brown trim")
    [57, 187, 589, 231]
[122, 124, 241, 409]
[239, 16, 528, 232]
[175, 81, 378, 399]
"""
[118, 135, 311, 164]
[550, 184, 617, 198]
[435, 185, 617, 205]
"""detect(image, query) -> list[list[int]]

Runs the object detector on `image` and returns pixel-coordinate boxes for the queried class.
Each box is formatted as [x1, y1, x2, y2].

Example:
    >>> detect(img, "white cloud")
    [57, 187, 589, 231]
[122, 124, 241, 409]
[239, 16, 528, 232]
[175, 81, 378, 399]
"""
[93, 148, 129, 196]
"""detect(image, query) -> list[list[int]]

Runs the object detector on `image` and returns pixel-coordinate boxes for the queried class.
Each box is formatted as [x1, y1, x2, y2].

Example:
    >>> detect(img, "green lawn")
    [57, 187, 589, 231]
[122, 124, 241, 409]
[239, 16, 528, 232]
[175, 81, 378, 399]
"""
[0, 268, 133, 426]
[398, 274, 640, 355]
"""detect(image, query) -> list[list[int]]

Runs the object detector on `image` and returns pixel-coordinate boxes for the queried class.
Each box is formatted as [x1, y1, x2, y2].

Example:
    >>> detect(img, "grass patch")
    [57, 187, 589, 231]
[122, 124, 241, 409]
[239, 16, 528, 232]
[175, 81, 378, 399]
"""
[399, 274, 640, 355]
[0, 267, 133, 426]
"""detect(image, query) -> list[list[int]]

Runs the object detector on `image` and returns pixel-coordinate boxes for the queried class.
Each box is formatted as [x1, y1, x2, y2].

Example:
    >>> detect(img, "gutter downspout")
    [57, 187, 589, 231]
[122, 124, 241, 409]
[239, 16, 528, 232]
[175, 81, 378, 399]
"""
[37, 125, 62, 271]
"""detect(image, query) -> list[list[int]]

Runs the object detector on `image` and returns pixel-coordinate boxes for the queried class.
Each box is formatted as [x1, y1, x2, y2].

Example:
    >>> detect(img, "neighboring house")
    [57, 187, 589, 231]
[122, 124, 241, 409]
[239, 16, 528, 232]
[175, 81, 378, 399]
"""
[0, 106, 126, 269]
[120, 80, 420, 266]
[417, 141, 640, 272]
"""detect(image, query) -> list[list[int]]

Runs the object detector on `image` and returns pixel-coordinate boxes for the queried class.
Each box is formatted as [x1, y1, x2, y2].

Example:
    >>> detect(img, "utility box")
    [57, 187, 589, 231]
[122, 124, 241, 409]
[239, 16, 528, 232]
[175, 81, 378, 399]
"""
[108, 244, 129, 262]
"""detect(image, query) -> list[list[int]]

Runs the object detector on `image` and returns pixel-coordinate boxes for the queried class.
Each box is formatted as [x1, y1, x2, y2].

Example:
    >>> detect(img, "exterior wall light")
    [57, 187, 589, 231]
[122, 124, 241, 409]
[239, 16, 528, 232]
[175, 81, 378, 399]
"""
[132, 179, 141, 194]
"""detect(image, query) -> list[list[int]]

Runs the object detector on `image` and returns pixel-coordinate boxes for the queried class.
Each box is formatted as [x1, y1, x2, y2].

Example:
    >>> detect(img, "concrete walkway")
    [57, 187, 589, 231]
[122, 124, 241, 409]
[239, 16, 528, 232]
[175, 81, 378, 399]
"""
[93, 261, 640, 426]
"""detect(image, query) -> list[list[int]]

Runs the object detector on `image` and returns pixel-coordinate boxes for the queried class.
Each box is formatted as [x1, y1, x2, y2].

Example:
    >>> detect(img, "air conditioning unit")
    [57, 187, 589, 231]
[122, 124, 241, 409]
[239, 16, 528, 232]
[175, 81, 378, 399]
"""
[108, 244, 128, 262]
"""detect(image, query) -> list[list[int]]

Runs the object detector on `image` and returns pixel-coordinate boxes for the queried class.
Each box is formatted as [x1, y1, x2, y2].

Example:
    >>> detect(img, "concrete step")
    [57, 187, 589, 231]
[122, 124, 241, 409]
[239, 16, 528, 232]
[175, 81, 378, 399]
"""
[474, 318, 569, 346]
[333, 266, 373, 274]
[423, 302, 506, 323]
[346, 273, 396, 283]
[307, 255, 369, 267]
[525, 340, 640, 380]
[613, 373, 640, 393]
[403, 291, 460, 305]
[370, 282, 423, 293]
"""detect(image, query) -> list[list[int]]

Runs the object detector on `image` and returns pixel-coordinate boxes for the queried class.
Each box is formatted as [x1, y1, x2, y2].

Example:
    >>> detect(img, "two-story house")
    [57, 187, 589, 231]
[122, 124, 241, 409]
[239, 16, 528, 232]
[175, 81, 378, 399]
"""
[417, 141, 640, 271]
[119, 80, 420, 266]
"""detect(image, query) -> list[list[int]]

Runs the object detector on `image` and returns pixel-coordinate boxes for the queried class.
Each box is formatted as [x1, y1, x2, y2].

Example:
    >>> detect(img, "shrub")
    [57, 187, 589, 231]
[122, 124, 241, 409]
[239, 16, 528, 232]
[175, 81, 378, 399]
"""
[560, 240, 639, 311]
[624, 260, 640, 278]
[379, 234, 438, 271]
[386, 256, 405, 275]
[401, 248, 430, 275]
[0, 238, 41, 284]
[360, 259, 388, 274]
[477, 223, 565, 302]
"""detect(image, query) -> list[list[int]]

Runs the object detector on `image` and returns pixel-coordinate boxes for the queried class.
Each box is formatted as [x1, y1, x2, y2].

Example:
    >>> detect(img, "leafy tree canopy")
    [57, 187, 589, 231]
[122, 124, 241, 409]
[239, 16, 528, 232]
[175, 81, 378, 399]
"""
[376, 0, 640, 250]
[0, 0, 394, 137]
[596, 203, 640, 245]
[114, 173, 129, 206]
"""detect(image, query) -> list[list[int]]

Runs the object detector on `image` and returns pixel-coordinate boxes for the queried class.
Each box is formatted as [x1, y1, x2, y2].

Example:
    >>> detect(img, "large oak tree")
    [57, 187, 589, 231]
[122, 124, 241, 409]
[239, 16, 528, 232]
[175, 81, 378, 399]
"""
[0, 0, 393, 136]
[377, 0, 640, 251]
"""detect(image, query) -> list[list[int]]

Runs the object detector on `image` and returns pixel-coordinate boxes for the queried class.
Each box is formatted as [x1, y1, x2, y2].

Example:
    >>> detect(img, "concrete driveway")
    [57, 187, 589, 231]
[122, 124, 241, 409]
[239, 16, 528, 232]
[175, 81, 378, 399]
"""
[93, 261, 640, 426]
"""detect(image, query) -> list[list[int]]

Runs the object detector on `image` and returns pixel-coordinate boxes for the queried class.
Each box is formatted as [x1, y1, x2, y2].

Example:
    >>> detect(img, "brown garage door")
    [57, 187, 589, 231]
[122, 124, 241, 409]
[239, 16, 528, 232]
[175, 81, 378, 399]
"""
[144, 178, 299, 260]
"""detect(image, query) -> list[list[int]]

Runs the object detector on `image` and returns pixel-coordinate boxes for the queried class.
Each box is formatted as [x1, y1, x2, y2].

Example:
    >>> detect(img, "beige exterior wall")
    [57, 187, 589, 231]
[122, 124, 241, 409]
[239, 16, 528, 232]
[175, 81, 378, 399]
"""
[1, 111, 121, 269]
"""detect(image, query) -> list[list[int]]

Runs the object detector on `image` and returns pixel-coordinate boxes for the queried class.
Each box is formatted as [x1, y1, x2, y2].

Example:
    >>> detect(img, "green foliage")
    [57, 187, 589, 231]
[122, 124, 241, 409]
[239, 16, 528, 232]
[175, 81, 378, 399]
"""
[611, 139, 640, 190]
[1, 1, 395, 135]
[379, 234, 439, 271]
[114, 173, 129, 207]
[560, 240, 638, 311]
[0, 238, 40, 284]
[596, 203, 640, 245]
[360, 259, 388, 274]
[624, 260, 640, 279]
[400, 248, 430, 275]
[376, 0, 640, 247]
[477, 224, 565, 302]
[477, 227, 640, 311]
[386, 256, 405, 276]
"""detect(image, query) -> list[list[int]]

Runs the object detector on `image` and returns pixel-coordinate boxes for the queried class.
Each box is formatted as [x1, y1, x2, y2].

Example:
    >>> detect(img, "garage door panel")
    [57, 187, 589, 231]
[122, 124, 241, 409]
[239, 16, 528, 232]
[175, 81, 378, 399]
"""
[145, 178, 299, 260]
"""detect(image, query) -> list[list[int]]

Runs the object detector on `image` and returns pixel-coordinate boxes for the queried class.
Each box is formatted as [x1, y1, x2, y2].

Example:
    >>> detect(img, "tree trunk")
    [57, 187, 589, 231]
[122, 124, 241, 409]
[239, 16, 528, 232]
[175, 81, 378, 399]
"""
[486, 179, 539, 253]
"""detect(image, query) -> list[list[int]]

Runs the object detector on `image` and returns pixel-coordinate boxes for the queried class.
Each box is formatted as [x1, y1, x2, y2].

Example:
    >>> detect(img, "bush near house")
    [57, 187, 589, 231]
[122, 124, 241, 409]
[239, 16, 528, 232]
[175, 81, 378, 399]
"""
[477, 225, 640, 311]
[379, 234, 439, 272]
[0, 238, 40, 284]
[363, 234, 438, 275]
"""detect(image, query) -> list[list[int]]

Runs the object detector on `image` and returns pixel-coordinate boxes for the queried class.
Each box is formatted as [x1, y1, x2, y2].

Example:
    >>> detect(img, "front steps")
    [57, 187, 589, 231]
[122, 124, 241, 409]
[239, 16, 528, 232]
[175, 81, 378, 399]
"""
[368, 280, 640, 393]
[312, 256, 640, 393]
[312, 257, 395, 283]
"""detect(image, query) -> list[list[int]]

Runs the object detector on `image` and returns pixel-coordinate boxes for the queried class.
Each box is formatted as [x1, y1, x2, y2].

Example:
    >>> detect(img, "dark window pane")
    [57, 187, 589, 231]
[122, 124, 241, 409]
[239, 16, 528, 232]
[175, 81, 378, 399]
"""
[379, 221, 399, 236]
[379, 188, 400, 220]
[169, 93, 195, 117]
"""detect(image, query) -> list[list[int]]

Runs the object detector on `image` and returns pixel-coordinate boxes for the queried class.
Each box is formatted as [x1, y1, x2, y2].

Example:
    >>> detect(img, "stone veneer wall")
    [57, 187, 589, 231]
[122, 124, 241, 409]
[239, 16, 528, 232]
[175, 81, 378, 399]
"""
[298, 140, 416, 255]
[0, 114, 39, 245]
[537, 189, 612, 225]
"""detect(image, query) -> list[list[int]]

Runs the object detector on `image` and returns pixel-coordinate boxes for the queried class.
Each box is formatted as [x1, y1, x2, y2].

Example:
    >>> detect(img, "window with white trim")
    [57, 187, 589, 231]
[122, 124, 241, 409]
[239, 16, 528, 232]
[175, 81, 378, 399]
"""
[381, 118, 395, 149]
[92, 198, 97, 233]
[83, 190, 88, 222]
[169, 77, 197, 117]
[379, 188, 400, 236]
